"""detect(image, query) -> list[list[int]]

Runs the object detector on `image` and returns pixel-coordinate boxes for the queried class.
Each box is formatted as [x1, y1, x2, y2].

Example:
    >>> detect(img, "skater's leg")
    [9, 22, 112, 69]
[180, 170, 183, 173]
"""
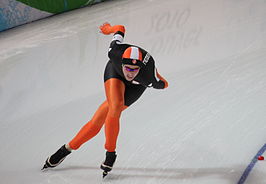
[100, 78, 127, 175]
[42, 144, 71, 169]
[100, 80, 146, 174]
[104, 78, 127, 152]
[68, 101, 109, 150]
[43, 101, 109, 169]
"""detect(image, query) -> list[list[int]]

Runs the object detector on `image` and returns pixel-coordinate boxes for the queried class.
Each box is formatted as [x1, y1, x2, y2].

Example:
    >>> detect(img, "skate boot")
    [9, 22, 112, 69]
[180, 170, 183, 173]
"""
[100, 151, 117, 178]
[42, 145, 71, 170]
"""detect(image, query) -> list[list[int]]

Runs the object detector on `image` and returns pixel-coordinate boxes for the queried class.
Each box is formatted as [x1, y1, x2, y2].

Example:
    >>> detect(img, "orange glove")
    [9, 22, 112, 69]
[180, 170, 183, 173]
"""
[99, 22, 125, 35]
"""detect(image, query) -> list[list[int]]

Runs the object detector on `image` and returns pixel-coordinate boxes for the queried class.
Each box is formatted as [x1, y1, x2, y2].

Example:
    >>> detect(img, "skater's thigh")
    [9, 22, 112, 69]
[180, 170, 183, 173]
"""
[124, 84, 146, 107]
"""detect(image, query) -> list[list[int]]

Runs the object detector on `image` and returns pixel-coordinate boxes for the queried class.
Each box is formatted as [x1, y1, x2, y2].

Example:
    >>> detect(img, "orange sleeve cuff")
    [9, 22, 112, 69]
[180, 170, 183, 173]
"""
[110, 25, 125, 34]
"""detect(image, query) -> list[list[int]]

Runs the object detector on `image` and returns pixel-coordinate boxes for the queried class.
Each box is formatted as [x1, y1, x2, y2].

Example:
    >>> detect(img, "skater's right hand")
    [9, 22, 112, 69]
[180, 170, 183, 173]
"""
[99, 23, 125, 35]
[99, 22, 113, 35]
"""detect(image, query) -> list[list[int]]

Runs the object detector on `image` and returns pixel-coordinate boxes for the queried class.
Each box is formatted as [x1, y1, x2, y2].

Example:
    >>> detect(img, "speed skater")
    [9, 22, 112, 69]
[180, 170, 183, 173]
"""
[42, 23, 168, 177]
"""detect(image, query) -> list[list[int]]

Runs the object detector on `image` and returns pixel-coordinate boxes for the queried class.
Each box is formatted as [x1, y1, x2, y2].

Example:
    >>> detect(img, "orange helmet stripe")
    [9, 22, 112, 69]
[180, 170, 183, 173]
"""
[122, 47, 143, 61]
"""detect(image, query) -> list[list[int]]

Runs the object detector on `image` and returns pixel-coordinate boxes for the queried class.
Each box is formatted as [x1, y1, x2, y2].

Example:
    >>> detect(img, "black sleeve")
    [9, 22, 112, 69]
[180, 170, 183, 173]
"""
[109, 31, 124, 48]
[142, 56, 165, 89]
[152, 79, 165, 89]
[108, 31, 129, 60]
[150, 68, 165, 89]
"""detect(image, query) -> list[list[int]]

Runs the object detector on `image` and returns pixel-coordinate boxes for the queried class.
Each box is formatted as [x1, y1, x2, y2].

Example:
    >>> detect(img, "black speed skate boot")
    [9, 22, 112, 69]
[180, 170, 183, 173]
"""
[100, 151, 117, 178]
[42, 145, 71, 170]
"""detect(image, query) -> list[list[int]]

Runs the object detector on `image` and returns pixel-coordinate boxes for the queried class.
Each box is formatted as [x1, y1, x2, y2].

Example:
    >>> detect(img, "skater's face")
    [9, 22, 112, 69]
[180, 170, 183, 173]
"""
[122, 64, 140, 81]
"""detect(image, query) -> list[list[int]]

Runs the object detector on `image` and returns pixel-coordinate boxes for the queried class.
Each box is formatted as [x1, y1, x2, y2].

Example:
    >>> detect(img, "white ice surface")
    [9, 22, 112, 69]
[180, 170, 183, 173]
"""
[0, 0, 266, 183]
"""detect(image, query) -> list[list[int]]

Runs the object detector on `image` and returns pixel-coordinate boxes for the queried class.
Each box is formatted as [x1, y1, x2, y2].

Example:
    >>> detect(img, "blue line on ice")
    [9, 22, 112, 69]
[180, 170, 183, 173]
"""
[237, 143, 266, 184]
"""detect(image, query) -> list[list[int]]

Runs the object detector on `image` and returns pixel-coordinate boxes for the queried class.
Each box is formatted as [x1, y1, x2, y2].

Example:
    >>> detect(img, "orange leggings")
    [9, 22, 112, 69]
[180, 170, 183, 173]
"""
[68, 78, 127, 152]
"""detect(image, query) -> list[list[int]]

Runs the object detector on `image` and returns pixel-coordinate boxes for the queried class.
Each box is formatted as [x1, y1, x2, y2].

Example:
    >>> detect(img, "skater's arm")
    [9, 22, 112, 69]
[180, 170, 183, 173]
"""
[99, 23, 125, 43]
[99, 22, 125, 35]
[149, 68, 168, 89]
[154, 69, 169, 89]
[144, 58, 168, 89]
[100, 23, 129, 61]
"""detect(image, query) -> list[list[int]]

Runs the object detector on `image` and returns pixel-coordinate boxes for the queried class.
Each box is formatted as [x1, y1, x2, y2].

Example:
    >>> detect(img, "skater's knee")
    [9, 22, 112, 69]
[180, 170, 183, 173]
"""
[108, 102, 124, 117]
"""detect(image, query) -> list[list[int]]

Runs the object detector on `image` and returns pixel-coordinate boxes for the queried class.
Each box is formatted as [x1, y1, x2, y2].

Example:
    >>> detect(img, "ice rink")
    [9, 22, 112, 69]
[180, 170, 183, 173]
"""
[0, 0, 266, 183]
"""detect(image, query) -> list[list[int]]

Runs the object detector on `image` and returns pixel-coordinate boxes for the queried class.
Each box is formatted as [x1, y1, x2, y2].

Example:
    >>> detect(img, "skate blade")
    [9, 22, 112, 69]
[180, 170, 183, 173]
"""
[41, 164, 49, 171]
[102, 171, 108, 178]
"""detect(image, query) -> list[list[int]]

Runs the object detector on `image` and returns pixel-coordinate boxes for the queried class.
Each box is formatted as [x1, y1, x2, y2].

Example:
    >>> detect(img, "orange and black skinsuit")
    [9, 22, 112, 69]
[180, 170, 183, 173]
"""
[68, 23, 168, 152]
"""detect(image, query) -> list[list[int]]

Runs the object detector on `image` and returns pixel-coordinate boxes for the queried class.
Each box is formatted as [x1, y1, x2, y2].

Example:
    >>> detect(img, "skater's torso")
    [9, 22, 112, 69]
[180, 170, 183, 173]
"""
[107, 31, 165, 89]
